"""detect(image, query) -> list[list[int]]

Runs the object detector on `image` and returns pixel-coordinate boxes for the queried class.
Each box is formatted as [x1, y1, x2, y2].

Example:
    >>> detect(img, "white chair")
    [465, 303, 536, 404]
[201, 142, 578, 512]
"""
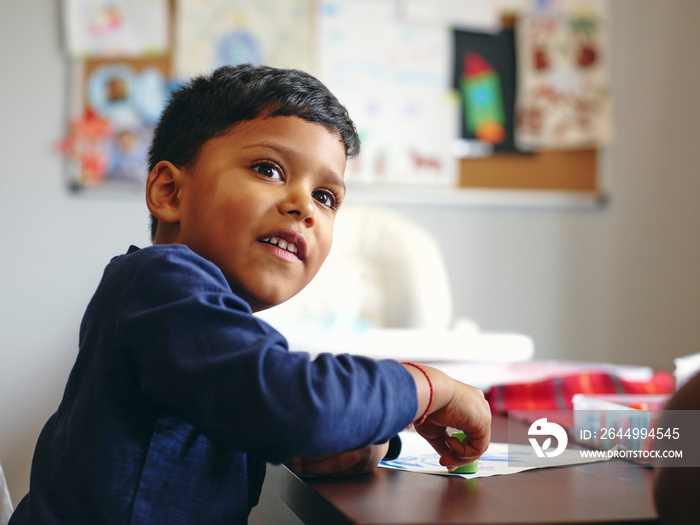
[259, 205, 453, 332]
[257, 205, 534, 363]
[0, 461, 12, 525]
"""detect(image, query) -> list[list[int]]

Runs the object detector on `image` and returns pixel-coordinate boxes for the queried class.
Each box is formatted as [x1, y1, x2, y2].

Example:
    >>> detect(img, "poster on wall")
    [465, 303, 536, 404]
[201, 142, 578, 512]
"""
[62, 0, 169, 57]
[514, 3, 612, 150]
[452, 26, 520, 153]
[316, 0, 459, 187]
[174, 0, 313, 79]
[60, 0, 174, 190]
[60, 59, 175, 190]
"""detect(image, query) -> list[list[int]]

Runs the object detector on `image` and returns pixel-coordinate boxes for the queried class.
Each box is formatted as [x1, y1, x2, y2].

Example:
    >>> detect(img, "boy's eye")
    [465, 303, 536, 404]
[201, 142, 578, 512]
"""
[252, 161, 283, 181]
[312, 189, 338, 209]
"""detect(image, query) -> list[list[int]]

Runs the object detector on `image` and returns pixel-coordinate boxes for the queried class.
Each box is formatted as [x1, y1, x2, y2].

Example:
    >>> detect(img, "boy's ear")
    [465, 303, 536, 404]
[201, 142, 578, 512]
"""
[146, 161, 184, 229]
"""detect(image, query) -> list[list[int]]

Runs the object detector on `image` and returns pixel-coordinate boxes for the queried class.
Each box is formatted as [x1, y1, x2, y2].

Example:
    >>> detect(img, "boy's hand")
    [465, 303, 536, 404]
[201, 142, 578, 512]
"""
[416, 380, 491, 469]
[403, 364, 492, 470]
[290, 442, 390, 477]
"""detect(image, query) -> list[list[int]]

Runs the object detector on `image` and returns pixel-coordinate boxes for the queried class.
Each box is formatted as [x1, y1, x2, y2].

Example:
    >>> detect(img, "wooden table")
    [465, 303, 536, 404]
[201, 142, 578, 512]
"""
[250, 415, 660, 524]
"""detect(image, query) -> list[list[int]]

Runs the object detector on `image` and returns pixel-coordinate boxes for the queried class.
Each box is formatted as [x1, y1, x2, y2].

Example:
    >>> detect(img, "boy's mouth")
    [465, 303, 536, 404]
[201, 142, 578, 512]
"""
[258, 229, 307, 261]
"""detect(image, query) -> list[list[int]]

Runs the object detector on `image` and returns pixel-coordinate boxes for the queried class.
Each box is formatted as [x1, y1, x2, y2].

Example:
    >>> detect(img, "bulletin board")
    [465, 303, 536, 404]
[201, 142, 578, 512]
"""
[451, 5, 610, 200]
[323, 0, 610, 200]
[61, 0, 610, 203]
[453, 10, 600, 196]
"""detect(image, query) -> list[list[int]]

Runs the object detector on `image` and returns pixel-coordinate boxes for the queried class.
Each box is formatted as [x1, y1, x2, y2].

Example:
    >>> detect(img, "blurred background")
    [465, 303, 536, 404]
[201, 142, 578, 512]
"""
[1, 0, 700, 507]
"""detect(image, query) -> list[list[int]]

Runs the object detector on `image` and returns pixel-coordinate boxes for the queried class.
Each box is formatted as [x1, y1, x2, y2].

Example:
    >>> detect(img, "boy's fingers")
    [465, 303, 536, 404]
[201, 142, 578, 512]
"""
[438, 436, 488, 468]
[442, 435, 485, 463]
[450, 432, 490, 456]
[419, 431, 485, 466]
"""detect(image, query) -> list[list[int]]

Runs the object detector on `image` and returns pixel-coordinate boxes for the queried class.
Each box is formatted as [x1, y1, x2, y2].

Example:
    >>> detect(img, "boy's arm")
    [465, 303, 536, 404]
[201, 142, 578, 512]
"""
[119, 247, 417, 462]
[291, 366, 491, 477]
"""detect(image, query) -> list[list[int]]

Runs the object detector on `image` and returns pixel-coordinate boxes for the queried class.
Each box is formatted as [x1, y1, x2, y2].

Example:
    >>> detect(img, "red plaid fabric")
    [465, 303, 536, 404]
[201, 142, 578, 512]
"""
[486, 371, 675, 414]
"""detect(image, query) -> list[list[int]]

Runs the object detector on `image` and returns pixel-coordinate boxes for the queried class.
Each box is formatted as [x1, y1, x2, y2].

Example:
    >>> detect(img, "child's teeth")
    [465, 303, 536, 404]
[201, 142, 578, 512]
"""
[263, 237, 298, 256]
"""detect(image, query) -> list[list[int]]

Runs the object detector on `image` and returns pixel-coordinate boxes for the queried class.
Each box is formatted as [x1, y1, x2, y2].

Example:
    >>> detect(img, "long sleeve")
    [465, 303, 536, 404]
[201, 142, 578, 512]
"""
[114, 245, 416, 461]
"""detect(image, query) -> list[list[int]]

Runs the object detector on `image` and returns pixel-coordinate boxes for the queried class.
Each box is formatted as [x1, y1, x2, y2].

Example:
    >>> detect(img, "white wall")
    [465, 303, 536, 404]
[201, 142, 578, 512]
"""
[1, 0, 699, 507]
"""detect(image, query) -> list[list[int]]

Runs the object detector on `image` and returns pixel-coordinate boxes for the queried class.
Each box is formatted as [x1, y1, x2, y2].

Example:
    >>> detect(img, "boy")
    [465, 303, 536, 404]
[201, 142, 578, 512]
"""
[10, 65, 490, 524]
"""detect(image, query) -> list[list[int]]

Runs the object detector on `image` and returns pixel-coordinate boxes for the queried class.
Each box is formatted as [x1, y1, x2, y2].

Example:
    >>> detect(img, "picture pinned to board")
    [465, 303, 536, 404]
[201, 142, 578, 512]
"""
[59, 0, 176, 191]
[316, 0, 459, 187]
[174, 0, 313, 80]
[452, 23, 522, 154]
[62, 0, 169, 58]
[60, 60, 177, 190]
[514, 9, 612, 150]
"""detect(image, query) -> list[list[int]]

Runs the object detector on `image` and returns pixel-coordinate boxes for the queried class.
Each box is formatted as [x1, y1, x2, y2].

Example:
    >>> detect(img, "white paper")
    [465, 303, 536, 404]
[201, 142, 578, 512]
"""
[316, 0, 459, 187]
[63, 0, 169, 57]
[380, 430, 609, 479]
[175, 0, 312, 79]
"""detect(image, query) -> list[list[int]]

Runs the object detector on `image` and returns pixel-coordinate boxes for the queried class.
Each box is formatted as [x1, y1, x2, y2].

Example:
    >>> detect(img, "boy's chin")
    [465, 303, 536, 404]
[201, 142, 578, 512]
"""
[228, 275, 313, 313]
[239, 288, 301, 314]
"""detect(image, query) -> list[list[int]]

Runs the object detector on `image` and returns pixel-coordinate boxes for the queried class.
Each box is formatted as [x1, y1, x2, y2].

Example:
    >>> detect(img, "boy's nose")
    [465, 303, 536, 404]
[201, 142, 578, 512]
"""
[279, 189, 315, 226]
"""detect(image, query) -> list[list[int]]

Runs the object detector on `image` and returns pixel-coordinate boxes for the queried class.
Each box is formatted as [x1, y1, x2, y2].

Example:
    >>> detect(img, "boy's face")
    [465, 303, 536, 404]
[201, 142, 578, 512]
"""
[172, 116, 347, 312]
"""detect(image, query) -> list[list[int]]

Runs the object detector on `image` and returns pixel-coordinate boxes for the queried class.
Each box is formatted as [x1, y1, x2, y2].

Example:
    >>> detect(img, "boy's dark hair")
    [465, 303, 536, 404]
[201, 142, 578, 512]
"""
[147, 64, 361, 241]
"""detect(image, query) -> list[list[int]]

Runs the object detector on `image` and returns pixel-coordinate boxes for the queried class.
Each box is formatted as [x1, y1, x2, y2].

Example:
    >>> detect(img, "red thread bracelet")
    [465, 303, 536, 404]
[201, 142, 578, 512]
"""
[402, 362, 433, 426]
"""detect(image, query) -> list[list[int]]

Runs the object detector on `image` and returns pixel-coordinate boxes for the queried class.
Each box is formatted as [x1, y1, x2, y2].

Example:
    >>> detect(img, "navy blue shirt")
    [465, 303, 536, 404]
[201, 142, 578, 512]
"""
[11, 245, 416, 524]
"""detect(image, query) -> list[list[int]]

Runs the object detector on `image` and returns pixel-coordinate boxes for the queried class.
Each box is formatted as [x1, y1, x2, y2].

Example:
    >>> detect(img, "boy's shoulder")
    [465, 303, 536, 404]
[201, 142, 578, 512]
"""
[114, 243, 216, 272]
[107, 243, 235, 301]
[119, 243, 197, 261]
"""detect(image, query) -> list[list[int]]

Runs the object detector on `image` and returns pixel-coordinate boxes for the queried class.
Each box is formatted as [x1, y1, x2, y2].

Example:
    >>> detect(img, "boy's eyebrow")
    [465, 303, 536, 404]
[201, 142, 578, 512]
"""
[242, 141, 346, 192]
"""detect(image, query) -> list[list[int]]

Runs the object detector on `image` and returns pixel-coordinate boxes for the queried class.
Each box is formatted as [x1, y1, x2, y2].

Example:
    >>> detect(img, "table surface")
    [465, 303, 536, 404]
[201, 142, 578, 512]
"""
[254, 415, 660, 525]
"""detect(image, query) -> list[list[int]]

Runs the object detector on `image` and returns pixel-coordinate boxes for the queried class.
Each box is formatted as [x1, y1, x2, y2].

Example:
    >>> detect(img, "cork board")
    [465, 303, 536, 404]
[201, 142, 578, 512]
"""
[459, 148, 598, 193]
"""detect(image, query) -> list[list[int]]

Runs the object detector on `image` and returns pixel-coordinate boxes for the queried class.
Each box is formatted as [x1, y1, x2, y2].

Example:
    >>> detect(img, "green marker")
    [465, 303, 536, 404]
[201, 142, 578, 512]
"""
[450, 432, 478, 474]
